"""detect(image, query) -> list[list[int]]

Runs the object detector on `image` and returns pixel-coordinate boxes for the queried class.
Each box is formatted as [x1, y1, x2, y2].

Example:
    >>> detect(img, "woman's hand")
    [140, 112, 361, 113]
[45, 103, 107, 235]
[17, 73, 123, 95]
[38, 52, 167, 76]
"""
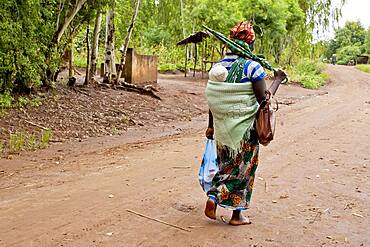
[274, 69, 287, 82]
[205, 127, 214, 139]
[268, 69, 288, 96]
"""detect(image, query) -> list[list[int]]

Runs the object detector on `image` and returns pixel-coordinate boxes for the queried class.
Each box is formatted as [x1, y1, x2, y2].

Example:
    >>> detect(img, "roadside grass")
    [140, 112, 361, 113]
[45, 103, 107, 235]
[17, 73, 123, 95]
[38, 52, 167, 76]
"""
[159, 63, 178, 73]
[3, 129, 52, 155]
[0, 92, 50, 156]
[111, 127, 120, 136]
[41, 129, 52, 148]
[0, 92, 14, 114]
[356, 64, 370, 73]
[0, 93, 43, 116]
[289, 59, 329, 89]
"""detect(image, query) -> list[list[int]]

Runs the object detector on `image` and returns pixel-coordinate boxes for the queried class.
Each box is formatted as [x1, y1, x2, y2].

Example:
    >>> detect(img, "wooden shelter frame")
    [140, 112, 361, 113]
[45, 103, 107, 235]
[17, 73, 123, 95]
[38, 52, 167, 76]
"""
[177, 31, 214, 78]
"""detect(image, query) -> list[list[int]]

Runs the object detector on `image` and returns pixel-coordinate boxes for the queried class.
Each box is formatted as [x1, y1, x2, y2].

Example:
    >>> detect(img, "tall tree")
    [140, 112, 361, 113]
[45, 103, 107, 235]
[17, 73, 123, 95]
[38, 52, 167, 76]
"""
[116, 0, 141, 82]
[52, 0, 88, 44]
[324, 21, 367, 64]
[89, 11, 103, 83]
[84, 21, 91, 85]
[104, 7, 117, 83]
[180, 0, 186, 39]
[365, 28, 370, 53]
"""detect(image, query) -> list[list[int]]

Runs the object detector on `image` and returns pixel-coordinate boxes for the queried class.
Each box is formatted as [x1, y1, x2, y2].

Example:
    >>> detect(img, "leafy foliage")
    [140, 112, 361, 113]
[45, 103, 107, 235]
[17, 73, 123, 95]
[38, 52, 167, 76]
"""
[337, 45, 362, 65]
[0, 92, 14, 110]
[0, 0, 108, 94]
[0, 0, 346, 94]
[122, 0, 344, 68]
[323, 21, 369, 63]
[0, 0, 50, 93]
[290, 59, 328, 89]
[364, 28, 370, 53]
[7, 129, 52, 154]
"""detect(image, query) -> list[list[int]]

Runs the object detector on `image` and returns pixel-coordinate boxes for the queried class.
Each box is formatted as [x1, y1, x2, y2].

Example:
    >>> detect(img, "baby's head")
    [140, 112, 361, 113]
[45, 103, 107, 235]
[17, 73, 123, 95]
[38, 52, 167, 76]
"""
[209, 65, 228, 82]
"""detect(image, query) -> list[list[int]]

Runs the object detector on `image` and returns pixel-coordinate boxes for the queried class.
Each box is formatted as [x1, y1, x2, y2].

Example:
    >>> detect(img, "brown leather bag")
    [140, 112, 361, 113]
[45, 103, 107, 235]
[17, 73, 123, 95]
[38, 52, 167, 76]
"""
[256, 91, 277, 146]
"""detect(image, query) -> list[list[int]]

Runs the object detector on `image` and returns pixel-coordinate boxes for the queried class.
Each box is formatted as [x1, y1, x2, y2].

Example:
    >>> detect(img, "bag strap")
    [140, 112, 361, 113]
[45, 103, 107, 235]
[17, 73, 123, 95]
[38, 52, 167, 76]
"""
[225, 57, 246, 83]
[260, 90, 278, 112]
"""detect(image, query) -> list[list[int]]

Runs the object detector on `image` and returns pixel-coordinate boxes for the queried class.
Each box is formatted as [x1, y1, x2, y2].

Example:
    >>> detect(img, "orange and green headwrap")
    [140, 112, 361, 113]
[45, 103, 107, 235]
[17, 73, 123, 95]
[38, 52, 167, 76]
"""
[230, 21, 256, 44]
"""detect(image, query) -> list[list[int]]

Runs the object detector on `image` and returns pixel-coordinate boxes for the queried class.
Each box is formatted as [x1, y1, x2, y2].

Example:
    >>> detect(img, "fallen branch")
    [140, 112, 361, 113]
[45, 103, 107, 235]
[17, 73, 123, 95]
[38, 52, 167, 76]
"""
[24, 120, 48, 130]
[73, 68, 83, 75]
[98, 83, 111, 89]
[116, 82, 161, 100]
[49, 139, 64, 143]
[187, 226, 204, 229]
[143, 84, 158, 92]
[351, 213, 364, 218]
[277, 100, 295, 106]
[126, 209, 191, 232]
[21, 108, 30, 118]
[73, 88, 91, 97]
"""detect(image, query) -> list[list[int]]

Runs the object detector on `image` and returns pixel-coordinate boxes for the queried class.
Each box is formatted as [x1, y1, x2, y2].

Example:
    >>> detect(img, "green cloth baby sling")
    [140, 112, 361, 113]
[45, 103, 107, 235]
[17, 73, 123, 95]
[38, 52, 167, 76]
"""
[206, 57, 259, 153]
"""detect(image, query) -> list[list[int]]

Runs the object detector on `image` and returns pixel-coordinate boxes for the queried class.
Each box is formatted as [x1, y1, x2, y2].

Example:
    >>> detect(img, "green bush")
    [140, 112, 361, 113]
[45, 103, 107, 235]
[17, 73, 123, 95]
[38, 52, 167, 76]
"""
[290, 59, 328, 89]
[137, 44, 187, 71]
[337, 45, 362, 65]
[74, 53, 88, 68]
[15, 95, 43, 108]
[159, 63, 177, 73]
[17, 96, 29, 108]
[0, 1, 53, 93]
[0, 92, 14, 109]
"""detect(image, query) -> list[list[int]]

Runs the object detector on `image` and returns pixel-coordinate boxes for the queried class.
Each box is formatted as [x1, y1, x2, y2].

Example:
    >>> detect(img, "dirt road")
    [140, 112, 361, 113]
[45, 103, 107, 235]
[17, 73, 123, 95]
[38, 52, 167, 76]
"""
[0, 65, 369, 247]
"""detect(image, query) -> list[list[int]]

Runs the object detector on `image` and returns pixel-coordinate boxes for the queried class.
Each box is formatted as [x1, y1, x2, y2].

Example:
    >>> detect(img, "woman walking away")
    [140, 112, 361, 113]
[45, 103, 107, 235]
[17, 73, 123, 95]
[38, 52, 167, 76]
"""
[204, 21, 287, 225]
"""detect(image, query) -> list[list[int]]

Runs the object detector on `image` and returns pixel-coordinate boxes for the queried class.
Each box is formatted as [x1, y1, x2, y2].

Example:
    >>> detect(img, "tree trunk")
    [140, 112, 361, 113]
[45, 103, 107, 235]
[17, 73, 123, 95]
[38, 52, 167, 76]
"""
[84, 22, 90, 85]
[52, 0, 87, 44]
[89, 11, 102, 83]
[67, 36, 76, 87]
[116, 0, 141, 82]
[104, 9, 117, 84]
[43, 0, 87, 87]
[69, 38, 74, 78]
[180, 0, 186, 39]
[56, 0, 65, 30]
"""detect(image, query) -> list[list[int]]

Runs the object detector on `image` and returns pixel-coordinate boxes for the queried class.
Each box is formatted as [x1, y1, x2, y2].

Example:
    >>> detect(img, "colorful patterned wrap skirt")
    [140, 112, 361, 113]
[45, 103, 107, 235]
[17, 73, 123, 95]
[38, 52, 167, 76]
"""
[207, 129, 259, 210]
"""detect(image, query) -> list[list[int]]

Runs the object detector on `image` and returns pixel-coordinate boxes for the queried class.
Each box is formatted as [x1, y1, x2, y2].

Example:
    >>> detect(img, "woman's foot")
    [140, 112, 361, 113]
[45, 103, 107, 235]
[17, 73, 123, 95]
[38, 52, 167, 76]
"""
[229, 210, 251, 225]
[204, 198, 217, 220]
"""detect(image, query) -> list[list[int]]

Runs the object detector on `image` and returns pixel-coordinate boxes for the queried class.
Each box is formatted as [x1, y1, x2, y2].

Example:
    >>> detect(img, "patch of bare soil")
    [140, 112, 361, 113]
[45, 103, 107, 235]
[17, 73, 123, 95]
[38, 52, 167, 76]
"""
[0, 73, 208, 154]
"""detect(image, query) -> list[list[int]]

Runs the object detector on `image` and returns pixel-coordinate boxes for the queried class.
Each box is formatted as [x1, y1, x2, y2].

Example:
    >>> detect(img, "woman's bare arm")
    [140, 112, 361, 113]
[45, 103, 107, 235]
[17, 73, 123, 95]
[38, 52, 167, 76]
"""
[252, 79, 267, 104]
[269, 69, 287, 95]
[253, 69, 287, 102]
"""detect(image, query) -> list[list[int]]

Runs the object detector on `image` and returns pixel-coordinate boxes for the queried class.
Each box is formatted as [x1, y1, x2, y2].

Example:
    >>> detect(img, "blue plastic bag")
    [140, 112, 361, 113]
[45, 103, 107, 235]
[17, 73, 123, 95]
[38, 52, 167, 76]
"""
[198, 139, 219, 192]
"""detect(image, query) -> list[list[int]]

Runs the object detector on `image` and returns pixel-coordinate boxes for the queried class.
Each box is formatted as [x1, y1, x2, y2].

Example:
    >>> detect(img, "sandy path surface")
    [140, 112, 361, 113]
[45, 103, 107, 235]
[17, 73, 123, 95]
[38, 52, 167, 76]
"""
[0, 65, 369, 247]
